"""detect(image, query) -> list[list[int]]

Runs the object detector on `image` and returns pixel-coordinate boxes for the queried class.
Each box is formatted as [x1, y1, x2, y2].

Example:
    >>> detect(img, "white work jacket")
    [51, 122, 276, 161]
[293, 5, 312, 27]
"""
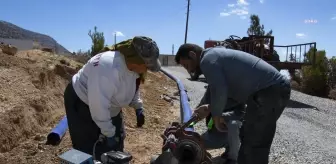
[72, 51, 143, 137]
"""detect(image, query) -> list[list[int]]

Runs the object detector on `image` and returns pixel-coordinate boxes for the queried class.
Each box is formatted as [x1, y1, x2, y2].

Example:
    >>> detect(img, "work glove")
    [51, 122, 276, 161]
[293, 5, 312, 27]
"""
[193, 104, 211, 119]
[135, 108, 145, 127]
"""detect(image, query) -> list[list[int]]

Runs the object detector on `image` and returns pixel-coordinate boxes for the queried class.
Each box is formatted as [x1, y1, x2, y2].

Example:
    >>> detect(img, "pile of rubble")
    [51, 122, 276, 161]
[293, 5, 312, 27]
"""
[0, 50, 180, 164]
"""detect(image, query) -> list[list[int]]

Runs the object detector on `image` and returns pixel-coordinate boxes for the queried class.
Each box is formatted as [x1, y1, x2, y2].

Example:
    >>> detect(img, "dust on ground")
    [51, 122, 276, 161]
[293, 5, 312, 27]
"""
[0, 50, 180, 164]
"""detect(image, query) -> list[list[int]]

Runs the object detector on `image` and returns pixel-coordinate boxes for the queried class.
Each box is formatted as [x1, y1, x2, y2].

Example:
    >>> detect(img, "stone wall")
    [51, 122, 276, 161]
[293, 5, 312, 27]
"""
[159, 54, 179, 66]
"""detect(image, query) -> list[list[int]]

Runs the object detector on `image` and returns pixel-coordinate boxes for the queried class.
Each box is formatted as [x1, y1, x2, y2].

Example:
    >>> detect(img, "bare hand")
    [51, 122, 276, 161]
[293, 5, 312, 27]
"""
[213, 116, 228, 132]
[193, 104, 210, 119]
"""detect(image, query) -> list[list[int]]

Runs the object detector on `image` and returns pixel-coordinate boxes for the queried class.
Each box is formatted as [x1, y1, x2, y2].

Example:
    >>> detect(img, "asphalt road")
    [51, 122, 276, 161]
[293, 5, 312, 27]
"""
[162, 66, 336, 164]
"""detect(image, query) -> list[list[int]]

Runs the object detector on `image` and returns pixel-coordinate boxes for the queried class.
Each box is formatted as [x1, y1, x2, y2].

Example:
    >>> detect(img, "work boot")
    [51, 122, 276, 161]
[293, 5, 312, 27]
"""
[220, 147, 229, 159]
[220, 148, 237, 164]
[223, 159, 237, 164]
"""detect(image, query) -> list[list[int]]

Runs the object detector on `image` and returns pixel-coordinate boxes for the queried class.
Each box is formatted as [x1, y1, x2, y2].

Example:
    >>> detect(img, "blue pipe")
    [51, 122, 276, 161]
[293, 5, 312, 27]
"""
[49, 68, 194, 145]
[160, 69, 194, 132]
[47, 116, 68, 145]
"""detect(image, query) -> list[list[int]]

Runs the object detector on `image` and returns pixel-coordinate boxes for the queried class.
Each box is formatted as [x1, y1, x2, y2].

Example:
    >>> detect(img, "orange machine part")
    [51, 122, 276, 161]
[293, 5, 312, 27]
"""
[204, 40, 221, 49]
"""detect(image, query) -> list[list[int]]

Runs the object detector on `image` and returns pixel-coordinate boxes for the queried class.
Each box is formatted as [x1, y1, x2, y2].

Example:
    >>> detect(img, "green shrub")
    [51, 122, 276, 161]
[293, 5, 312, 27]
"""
[300, 66, 329, 97]
[296, 48, 331, 97]
[88, 26, 105, 57]
[328, 89, 336, 100]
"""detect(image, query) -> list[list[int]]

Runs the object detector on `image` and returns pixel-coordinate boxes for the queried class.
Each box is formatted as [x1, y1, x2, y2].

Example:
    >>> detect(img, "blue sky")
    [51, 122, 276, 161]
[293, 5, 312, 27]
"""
[1, 0, 335, 60]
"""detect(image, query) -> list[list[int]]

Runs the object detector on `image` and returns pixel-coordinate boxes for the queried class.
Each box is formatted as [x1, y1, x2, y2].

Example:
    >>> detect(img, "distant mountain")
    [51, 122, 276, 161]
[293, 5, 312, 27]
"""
[0, 20, 71, 54]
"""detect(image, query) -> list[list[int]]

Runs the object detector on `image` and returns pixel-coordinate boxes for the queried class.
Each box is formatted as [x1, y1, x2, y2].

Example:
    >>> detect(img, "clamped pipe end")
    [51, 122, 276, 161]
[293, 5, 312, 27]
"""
[161, 121, 212, 164]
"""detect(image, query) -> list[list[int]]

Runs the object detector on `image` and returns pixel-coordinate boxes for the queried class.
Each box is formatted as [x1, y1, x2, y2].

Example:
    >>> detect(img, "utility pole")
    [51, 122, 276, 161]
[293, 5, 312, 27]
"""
[184, 0, 190, 44]
[172, 44, 174, 55]
[114, 33, 117, 45]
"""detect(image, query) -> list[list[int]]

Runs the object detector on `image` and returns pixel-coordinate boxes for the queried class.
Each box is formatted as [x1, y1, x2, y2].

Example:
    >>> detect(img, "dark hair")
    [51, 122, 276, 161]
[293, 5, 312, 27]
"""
[175, 43, 203, 64]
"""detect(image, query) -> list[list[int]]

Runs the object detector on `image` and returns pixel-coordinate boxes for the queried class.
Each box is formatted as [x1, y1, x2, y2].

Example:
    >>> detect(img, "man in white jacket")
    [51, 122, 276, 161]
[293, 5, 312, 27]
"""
[63, 36, 161, 161]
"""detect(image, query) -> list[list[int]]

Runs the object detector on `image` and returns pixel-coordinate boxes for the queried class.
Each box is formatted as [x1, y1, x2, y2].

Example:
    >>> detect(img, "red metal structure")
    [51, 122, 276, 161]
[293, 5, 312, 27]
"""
[189, 35, 317, 80]
[204, 35, 316, 70]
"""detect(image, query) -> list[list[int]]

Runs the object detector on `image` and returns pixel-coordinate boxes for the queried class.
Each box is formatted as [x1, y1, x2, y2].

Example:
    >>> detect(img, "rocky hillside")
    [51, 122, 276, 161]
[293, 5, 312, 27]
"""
[0, 20, 70, 54]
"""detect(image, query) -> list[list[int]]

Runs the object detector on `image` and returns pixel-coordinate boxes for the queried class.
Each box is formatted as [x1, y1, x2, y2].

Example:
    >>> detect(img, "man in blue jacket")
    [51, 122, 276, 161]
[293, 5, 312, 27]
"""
[175, 44, 291, 164]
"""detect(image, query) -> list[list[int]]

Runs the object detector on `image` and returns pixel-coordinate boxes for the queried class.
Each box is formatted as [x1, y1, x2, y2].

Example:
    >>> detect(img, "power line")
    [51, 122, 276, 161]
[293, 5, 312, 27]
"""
[184, 0, 190, 44]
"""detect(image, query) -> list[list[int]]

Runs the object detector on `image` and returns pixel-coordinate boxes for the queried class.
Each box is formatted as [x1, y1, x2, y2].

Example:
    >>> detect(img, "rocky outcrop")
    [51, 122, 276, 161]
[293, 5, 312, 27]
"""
[0, 20, 70, 54]
[0, 42, 18, 56]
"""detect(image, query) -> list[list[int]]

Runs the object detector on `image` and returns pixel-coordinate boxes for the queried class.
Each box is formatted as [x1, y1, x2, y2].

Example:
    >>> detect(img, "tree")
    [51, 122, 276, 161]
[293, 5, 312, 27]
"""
[327, 57, 336, 89]
[289, 53, 296, 62]
[247, 14, 273, 37]
[88, 26, 105, 56]
[304, 48, 328, 72]
[300, 48, 329, 96]
[246, 14, 279, 64]
[33, 41, 41, 49]
[328, 57, 336, 74]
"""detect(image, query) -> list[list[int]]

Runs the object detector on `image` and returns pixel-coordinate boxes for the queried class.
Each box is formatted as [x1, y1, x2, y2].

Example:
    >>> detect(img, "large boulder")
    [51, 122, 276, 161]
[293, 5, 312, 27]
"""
[41, 47, 54, 53]
[0, 43, 18, 55]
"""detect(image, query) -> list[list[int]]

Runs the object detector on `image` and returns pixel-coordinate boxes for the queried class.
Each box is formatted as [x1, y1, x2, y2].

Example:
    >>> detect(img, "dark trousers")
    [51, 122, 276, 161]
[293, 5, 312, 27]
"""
[238, 80, 291, 164]
[64, 82, 125, 161]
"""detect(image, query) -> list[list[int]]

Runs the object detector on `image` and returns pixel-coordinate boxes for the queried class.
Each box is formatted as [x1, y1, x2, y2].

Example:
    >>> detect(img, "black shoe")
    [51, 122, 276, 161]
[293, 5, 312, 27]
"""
[220, 147, 229, 159]
[224, 158, 237, 164]
[220, 149, 237, 164]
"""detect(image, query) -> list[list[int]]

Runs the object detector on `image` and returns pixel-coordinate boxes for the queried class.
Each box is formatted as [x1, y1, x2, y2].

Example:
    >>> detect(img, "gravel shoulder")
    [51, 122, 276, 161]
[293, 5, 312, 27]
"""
[162, 66, 336, 164]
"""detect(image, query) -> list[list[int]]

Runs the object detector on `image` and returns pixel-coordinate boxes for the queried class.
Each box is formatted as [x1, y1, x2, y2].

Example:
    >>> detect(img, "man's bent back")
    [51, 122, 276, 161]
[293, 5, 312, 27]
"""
[200, 47, 290, 164]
